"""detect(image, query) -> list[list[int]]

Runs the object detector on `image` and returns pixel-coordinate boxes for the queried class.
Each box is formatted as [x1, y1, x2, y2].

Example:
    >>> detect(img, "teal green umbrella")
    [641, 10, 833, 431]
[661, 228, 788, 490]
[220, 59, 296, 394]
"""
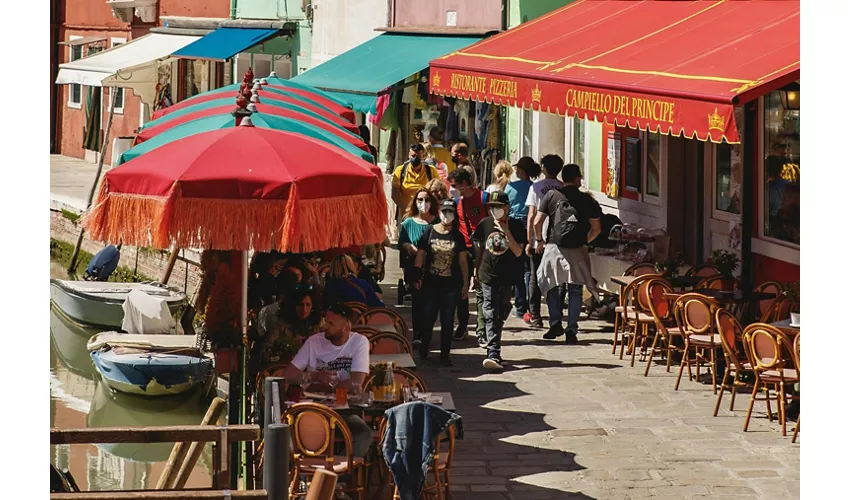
[119, 113, 374, 165]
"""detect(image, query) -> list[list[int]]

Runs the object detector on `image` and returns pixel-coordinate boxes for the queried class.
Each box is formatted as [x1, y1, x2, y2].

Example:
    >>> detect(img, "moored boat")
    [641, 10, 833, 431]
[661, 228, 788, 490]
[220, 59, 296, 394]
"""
[50, 279, 186, 329]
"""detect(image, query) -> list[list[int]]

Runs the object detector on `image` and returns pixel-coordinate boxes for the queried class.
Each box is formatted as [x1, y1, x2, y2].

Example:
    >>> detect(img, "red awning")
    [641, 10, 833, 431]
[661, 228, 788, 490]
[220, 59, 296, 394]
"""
[429, 0, 800, 144]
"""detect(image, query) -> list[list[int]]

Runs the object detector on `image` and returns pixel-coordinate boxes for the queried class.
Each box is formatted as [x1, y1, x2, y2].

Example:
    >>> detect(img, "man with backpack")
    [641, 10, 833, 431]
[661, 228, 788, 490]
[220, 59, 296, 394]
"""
[448, 167, 488, 342]
[392, 143, 440, 224]
[533, 164, 602, 344]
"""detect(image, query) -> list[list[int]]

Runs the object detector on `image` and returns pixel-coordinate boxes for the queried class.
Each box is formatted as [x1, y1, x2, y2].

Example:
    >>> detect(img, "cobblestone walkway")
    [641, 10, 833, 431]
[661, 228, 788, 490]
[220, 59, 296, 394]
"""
[379, 249, 799, 500]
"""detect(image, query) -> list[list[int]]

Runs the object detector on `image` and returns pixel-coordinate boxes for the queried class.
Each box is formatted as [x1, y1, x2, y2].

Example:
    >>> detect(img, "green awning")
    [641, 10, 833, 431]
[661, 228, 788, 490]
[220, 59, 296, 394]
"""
[291, 33, 482, 114]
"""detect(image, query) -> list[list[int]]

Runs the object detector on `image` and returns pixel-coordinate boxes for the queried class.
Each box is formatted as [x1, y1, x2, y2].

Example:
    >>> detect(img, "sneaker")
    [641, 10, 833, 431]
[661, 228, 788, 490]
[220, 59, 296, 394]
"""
[543, 324, 564, 339]
[565, 329, 578, 345]
[482, 357, 503, 370]
[412, 339, 422, 349]
[453, 326, 467, 341]
[477, 336, 488, 349]
[440, 355, 453, 367]
[530, 315, 544, 328]
[522, 312, 533, 325]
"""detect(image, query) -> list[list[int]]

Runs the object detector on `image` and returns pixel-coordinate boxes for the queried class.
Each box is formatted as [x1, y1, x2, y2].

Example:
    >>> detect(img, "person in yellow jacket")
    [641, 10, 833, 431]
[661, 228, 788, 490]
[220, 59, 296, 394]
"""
[392, 144, 441, 224]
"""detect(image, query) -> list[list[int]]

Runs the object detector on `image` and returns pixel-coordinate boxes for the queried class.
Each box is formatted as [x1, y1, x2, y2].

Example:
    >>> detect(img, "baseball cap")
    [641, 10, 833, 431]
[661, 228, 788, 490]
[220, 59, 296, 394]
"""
[439, 199, 457, 213]
[514, 156, 538, 169]
[486, 191, 510, 206]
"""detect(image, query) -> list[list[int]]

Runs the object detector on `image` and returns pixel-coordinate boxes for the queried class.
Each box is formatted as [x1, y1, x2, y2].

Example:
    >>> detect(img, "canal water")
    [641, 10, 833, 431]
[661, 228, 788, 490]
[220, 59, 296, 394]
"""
[50, 262, 214, 490]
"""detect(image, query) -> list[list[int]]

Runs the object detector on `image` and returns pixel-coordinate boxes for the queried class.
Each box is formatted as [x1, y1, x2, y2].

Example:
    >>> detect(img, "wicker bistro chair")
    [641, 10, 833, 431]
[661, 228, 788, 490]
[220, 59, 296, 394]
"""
[761, 298, 792, 324]
[355, 307, 410, 340]
[713, 309, 756, 417]
[685, 263, 720, 277]
[616, 274, 659, 360]
[364, 367, 427, 394]
[380, 417, 458, 500]
[283, 403, 366, 500]
[753, 281, 783, 322]
[673, 293, 723, 393]
[792, 332, 800, 443]
[368, 332, 413, 355]
[344, 302, 369, 319]
[642, 279, 682, 377]
[351, 326, 382, 339]
[611, 266, 659, 354]
[627, 276, 669, 368]
[317, 263, 332, 283]
[696, 275, 740, 291]
[742, 323, 800, 436]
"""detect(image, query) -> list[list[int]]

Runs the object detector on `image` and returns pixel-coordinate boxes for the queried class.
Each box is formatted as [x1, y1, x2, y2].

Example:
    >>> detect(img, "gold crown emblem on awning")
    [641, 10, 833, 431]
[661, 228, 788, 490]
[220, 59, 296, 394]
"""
[431, 72, 441, 88]
[531, 84, 542, 103]
[708, 108, 725, 131]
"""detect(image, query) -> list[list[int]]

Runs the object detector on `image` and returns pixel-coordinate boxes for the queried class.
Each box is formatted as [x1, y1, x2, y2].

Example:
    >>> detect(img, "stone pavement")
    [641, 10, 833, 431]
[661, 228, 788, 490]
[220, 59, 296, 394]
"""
[50, 154, 109, 213]
[379, 248, 799, 500]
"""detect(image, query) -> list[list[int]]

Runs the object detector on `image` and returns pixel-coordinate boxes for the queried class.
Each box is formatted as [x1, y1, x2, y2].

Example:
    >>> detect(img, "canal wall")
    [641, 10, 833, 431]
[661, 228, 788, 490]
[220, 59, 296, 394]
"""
[50, 210, 203, 295]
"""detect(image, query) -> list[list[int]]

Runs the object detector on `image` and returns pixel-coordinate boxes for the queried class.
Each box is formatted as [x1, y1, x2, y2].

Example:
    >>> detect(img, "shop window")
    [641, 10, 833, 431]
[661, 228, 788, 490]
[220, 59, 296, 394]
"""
[67, 38, 83, 108]
[645, 132, 661, 197]
[573, 116, 586, 170]
[521, 108, 533, 158]
[714, 142, 742, 215]
[762, 88, 800, 245]
[107, 38, 125, 114]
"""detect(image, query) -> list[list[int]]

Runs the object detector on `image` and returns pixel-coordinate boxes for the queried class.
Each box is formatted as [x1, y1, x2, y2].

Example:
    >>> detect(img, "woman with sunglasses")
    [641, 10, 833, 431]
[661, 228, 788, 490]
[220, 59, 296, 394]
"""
[412, 199, 469, 366]
[398, 188, 439, 349]
[258, 287, 324, 365]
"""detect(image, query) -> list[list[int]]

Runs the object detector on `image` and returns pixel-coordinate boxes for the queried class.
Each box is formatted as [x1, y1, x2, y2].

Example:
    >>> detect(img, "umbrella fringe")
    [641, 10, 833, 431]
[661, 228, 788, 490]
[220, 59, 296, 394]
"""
[82, 181, 389, 253]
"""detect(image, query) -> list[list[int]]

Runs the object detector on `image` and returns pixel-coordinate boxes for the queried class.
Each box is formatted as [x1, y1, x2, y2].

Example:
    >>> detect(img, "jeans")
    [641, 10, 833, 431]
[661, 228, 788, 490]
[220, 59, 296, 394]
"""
[404, 266, 425, 341]
[340, 414, 374, 458]
[513, 254, 531, 316]
[421, 279, 461, 357]
[482, 284, 513, 360]
[457, 252, 485, 337]
[547, 283, 584, 332]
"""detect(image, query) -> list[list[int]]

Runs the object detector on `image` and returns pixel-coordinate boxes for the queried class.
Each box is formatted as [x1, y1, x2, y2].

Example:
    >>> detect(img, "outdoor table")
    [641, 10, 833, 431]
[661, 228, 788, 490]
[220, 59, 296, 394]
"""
[370, 353, 417, 369]
[770, 319, 800, 337]
[288, 391, 456, 416]
[369, 322, 399, 334]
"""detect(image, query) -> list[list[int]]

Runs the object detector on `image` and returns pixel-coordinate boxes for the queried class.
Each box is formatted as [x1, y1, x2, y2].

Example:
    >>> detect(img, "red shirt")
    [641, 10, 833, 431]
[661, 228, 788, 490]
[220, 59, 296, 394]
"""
[457, 189, 487, 249]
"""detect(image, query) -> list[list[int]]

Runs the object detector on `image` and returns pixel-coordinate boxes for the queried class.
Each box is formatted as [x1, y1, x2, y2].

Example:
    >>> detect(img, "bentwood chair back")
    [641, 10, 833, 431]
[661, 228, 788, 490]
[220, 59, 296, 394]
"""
[384, 414, 458, 500]
[792, 333, 801, 443]
[642, 279, 678, 377]
[741, 323, 800, 436]
[761, 298, 792, 324]
[365, 367, 427, 393]
[368, 332, 413, 355]
[685, 263, 720, 277]
[697, 275, 740, 291]
[712, 309, 753, 416]
[283, 403, 365, 499]
[615, 274, 658, 360]
[624, 263, 658, 276]
[672, 293, 722, 392]
[753, 281, 783, 321]
[351, 326, 382, 339]
[344, 302, 369, 319]
[356, 307, 410, 339]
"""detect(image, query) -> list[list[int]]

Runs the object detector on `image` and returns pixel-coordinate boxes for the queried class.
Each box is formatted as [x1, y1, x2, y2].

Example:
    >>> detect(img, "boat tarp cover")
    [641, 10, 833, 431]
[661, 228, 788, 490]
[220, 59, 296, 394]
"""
[121, 289, 177, 334]
[87, 332, 200, 353]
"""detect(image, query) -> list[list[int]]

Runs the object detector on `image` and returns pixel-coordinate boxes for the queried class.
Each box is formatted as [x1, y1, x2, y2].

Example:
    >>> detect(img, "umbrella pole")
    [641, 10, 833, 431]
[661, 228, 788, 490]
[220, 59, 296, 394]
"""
[68, 87, 117, 274]
[229, 250, 249, 488]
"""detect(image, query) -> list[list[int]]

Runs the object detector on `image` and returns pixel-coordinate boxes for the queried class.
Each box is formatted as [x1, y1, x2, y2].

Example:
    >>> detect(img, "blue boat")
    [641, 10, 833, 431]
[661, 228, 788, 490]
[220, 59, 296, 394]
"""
[90, 348, 212, 397]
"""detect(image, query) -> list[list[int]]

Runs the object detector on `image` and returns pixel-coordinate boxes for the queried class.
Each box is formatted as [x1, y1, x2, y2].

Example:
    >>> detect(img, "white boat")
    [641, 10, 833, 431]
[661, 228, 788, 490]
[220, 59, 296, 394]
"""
[50, 279, 186, 329]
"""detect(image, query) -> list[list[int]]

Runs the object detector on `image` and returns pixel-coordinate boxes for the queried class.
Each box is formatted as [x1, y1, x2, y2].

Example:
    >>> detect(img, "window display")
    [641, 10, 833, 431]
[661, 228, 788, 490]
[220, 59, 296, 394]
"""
[763, 89, 800, 245]
[646, 133, 660, 197]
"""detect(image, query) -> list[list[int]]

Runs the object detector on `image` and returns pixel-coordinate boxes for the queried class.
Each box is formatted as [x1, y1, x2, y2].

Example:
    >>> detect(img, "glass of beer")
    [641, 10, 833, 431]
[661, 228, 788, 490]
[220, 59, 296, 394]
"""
[335, 386, 348, 406]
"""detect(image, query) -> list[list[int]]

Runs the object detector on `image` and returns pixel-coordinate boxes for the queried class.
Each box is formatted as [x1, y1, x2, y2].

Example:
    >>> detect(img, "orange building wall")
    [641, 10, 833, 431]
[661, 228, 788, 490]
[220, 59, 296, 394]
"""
[160, 0, 231, 19]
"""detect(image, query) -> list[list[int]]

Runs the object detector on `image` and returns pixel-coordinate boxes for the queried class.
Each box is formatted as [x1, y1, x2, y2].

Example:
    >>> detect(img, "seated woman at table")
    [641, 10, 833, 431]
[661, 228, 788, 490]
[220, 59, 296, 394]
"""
[284, 303, 373, 458]
[257, 287, 323, 365]
[323, 254, 384, 308]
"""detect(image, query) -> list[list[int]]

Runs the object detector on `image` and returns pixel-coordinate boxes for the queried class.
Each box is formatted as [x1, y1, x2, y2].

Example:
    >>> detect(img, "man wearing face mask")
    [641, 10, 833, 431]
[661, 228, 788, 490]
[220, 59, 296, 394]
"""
[472, 191, 528, 370]
[450, 143, 477, 196]
[392, 144, 441, 226]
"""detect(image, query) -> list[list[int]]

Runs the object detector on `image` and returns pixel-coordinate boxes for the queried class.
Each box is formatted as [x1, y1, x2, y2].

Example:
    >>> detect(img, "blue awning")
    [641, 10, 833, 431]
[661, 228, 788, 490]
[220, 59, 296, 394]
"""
[172, 27, 281, 61]
[291, 33, 482, 114]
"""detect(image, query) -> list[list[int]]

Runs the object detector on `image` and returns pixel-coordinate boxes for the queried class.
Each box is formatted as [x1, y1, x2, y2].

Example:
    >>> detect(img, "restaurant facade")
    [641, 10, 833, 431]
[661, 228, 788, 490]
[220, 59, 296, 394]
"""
[430, 0, 800, 288]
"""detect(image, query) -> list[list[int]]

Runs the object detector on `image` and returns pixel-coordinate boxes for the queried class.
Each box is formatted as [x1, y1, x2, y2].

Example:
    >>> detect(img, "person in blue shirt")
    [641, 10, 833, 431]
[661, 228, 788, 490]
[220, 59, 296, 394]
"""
[504, 157, 541, 320]
[323, 254, 384, 308]
[84, 243, 122, 281]
[398, 188, 439, 347]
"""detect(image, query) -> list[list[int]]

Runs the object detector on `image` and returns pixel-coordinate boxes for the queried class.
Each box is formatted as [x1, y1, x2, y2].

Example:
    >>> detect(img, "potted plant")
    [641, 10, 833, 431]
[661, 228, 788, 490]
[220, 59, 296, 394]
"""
[708, 249, 740, 290]
[204, 263, 244, 374]
[654, 253, 685, 278]
[783, 281, 800, 313]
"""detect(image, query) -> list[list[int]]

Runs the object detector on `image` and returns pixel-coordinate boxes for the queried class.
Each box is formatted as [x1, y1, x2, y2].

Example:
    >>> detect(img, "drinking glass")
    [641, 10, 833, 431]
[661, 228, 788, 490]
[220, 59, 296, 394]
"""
[327, 371, 340, 390]
[299, 372, 312, 392]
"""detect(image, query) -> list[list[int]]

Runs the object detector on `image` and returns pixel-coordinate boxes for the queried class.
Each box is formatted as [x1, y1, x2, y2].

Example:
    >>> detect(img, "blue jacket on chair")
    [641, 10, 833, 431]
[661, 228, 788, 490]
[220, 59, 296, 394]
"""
[382, 401, 462, 500]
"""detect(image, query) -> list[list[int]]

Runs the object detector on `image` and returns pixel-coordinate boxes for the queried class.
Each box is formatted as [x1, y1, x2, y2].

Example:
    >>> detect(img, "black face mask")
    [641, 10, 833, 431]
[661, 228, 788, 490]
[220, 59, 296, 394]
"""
[410, 157, 421, 166]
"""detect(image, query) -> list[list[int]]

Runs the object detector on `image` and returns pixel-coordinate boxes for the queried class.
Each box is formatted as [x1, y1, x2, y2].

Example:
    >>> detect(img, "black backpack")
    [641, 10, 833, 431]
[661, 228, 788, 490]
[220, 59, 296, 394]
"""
[549, 189, 586, 248]
[401, 160, 433, 183]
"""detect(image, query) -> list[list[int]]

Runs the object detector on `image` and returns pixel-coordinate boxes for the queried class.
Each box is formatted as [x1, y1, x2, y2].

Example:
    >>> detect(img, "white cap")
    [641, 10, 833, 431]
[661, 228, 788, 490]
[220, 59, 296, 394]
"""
[250, 94, 260, 103]
[268, 71, 277, 78]
[259, 78, 268, 85]
[246, 103, 258, 113]
[240, 115, 254, 127]
[252, 82, 262, 91]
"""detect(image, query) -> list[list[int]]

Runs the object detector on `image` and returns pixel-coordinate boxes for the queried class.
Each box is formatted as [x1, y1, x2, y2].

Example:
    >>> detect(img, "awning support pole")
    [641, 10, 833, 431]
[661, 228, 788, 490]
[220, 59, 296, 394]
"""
[68, 87, 117, 274]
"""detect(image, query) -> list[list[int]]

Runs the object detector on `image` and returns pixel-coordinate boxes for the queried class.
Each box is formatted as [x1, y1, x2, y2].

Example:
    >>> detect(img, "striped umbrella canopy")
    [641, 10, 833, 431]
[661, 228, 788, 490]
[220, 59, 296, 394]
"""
[134, 103, 367, 150]
[143, 93, 359, 134]
[119, 113, 374, 165]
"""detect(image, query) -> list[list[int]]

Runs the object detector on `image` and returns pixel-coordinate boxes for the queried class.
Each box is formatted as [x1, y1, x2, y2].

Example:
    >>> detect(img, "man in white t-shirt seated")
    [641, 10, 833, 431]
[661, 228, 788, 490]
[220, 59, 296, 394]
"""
[284, 302, 373, 457]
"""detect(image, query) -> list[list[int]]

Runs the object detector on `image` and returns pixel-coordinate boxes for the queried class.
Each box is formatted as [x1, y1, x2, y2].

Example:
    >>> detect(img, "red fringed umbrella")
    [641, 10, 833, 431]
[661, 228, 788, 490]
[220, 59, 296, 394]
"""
[83, 125, 388, 253]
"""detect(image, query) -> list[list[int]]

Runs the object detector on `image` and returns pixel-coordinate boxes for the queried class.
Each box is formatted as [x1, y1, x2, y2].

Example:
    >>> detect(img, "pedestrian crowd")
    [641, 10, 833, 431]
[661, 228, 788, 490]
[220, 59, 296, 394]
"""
[392, 136, 603, 370]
